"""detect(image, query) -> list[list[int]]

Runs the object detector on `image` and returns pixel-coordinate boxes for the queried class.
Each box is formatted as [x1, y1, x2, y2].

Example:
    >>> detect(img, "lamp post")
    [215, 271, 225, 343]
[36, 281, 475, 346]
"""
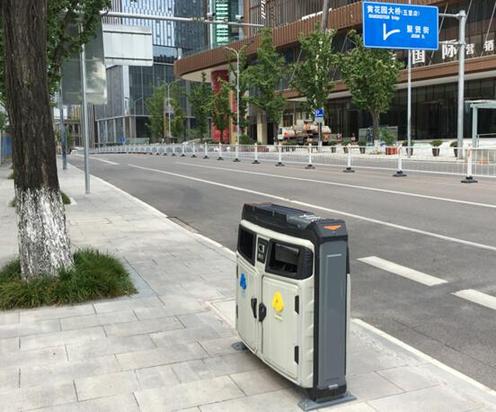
[225, 47, 241, 144]
[164, 80, 179, 142]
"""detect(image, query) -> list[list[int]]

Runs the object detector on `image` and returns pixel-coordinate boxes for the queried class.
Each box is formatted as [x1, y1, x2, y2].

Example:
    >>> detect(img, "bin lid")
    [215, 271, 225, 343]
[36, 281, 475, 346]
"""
[241, 203, 347, 243]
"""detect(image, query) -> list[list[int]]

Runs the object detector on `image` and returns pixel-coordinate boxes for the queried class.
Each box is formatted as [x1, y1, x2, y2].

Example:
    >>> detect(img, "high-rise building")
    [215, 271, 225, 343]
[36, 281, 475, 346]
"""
[95, 0, 208, 144]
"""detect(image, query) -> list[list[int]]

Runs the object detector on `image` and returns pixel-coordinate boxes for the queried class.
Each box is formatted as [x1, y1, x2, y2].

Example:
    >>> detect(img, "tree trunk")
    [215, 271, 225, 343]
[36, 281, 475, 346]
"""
[371, 111, 380, 143]
[1, 0, 73, 279]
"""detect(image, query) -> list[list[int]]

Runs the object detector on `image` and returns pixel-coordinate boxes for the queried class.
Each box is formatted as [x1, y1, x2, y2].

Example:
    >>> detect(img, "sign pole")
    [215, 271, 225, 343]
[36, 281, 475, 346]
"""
[407, 0, 412, 156]
[79, 28, 90, 195]
[457, 10, 466, 158]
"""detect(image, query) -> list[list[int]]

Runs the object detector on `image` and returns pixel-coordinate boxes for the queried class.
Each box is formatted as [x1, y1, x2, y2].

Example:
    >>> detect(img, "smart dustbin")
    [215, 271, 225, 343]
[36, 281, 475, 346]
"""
[235, 203, 353, 410]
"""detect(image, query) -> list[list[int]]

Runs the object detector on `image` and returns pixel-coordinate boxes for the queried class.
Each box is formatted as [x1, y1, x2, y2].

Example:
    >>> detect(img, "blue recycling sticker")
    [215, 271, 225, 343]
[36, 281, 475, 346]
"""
[240, 273, 247, 290]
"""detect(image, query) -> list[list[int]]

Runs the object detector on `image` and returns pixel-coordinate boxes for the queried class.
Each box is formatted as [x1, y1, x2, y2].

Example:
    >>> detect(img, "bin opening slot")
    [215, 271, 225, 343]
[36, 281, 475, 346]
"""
[238, 226, 255, 264]
[270, 243, 299, 274]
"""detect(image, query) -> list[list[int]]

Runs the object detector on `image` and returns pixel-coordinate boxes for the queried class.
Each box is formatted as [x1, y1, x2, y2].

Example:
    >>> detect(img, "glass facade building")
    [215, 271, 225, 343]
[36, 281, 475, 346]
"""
[95, 0, 208, 144]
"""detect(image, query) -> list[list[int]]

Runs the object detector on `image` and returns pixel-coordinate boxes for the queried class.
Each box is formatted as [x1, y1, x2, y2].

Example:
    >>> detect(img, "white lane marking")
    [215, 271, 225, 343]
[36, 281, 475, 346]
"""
[452, 289, 496, 311]
[180, 162, 496, 210]
[353, 319, 496, 397]
[128, 163, 496, 253]
[72, 154, 119, 166]
[358, 256, 448, 286]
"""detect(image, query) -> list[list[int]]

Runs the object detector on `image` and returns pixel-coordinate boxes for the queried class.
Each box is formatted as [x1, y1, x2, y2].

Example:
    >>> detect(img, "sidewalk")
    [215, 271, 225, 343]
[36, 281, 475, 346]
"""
[1, 162, 496, 412]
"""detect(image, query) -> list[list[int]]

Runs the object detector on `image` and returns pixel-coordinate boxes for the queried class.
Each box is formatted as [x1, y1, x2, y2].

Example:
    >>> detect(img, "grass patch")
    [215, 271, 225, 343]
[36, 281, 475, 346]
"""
[9, 191, 71, 208]
[0, 249, 136, 310]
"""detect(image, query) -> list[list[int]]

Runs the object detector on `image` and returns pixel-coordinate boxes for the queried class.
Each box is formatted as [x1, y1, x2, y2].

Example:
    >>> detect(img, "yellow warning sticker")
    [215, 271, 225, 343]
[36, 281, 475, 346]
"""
[272, 291, 285, 313]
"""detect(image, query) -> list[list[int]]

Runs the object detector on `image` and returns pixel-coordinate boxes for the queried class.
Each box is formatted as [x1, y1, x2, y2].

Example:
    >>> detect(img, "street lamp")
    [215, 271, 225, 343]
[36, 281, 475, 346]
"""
[225, 47, 241, 144]
[164, 80, 179, 142]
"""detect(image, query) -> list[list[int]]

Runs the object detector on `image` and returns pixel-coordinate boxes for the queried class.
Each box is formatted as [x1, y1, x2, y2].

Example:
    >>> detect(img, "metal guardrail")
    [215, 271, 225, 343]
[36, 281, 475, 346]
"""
[90, 142, 496, 180]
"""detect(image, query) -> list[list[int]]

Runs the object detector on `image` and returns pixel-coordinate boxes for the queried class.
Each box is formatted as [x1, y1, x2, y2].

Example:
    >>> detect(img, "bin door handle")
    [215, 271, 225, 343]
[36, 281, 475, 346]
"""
[250, 298, 257, 319]
[258, 303, 267, 322]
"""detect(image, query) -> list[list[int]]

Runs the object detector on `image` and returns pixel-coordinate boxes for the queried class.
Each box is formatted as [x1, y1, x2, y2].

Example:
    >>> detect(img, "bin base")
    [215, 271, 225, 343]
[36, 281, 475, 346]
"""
[461, 176, 478, 184]
[393, 170, 407, 177]
[298, 391, 355, 411]
[343, 167, 355, 173]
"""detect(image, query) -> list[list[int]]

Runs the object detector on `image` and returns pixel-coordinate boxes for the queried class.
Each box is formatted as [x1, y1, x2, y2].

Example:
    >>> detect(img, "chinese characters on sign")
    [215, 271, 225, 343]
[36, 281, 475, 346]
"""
[362, 1, 439, 50]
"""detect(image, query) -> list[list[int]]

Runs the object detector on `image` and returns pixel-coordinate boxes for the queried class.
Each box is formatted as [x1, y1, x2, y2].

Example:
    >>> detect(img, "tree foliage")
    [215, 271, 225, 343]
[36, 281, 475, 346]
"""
[188, 72, 212, 141]
[211, 80, 231, 143]
[246, 28, 286, 137]
[0, 0, 111, 102]
[146, 84, 165, 142]
[339, 31, 403, 140]
[226, 47, 250, 134]
[146, 82, 185, 142]
[291, 25, 336, 119]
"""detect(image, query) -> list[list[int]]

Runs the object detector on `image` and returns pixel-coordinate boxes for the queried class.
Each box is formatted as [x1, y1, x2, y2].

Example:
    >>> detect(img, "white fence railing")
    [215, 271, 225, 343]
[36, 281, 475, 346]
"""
[89, 143, 496, 179]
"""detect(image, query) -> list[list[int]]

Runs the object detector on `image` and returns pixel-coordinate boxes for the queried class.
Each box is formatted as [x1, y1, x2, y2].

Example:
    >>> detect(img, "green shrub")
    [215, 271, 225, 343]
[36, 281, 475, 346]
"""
[450, 140, 458, 147]
[358, 139, 367, 147]
[328, 140, 337, 146]
[238, 134, 252, 145]
[382, 129, 396, 146]
[342, 138, 351, 146]
[431, 140, 443, 147]
[0, 249, 136, 310]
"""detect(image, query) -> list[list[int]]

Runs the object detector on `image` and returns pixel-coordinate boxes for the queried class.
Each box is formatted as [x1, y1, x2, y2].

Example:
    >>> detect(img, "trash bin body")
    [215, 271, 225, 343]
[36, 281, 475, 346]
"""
[236, 203, 350, 403]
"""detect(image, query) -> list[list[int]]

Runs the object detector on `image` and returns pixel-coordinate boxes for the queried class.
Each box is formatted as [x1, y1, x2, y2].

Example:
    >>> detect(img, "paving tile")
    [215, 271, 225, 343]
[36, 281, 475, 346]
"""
[0, 311, 19, 325]
[67, 334, 156, 361]
[0, 367, 19, 394]
[134, 306, 172, 321]
[177, 312, 234, 338]
[0, 382, 76, 411]
[318, 402, 377, 412]
[0, 318, 60, 339]
[377, 365, 440, 392]
[348, 372, 404, 401]
[19, 304, 95, 322]
[0, 346, 66, 368]
[135, 364, 179, 389]
[117, 342, 207, 370]
[60, 310, 137, 331]
[20, 355, 121, 387]
[198, 388, 302, 412]
[348, 347, 410, 377]
[33, 393, 140, 412]
[135, 376, 244, 412]
[0, 336, 19, 354]
[151, 326, 221, 347]
[159, 295, 207, 315]
[199, 336, 240, 357]
[75, 370, 140, 401]
[93, 296, 165, 314]
[20, 326, 105, 351]
[229, 368, 292, 396]
[104, 316, 183, 337]
[369, 385, 483, 412]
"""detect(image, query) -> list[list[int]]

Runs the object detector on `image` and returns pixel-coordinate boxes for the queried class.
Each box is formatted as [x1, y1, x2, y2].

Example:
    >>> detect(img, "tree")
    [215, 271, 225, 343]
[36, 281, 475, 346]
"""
[226, 47, 250, 135]
[291, 25, 336, 120]
[188, 72, 212, 142]
[211, 81, 231, 143]
[339, 31, 403, 141]
[246, 28, 286, 142]
[146, 84, 165, 142]
[0, 0, 108, 279]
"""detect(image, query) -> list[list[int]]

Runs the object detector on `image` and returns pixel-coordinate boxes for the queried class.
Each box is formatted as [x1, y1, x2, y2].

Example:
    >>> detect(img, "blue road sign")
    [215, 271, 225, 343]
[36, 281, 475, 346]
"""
[314, 108, 324, 118]
[363, 2, 439, 50]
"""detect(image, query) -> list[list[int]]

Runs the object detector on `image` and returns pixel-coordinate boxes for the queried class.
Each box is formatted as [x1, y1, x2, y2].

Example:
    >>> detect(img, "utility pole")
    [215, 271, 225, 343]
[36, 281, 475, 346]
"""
[321, 0, 330, 31]
[406, 0, 412, 155]
[80, 28, 90, 194]
[225, 47, 241, 144]
[58, 87, 67, 170]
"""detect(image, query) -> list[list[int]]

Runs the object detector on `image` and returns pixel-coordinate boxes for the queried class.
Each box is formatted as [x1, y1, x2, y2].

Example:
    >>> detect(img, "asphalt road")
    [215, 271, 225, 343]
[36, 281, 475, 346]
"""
[69, 152, 496, 389]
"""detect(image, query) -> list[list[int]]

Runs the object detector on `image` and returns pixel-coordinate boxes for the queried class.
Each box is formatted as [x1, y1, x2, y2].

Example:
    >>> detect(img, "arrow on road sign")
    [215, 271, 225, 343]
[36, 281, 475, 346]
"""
[383, 24, 401, 41]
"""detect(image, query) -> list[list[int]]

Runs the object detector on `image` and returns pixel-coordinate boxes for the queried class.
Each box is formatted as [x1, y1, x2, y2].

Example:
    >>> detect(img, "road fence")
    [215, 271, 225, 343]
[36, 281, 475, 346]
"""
[90, 143, 496, 180]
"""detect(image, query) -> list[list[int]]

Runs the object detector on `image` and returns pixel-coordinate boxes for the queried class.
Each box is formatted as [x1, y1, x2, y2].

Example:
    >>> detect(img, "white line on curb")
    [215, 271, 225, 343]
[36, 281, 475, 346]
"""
[180, 162, 496, 210]
[357, 256, 448, 286]
[73, 154, 119, 166]
[452, 289, 496, 311]
[353, 318, 496, 397]
[128, 163, 496, 253]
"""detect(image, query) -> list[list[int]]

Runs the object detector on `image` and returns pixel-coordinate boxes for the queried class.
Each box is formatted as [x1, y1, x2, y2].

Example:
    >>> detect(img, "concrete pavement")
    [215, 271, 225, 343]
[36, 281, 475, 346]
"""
[1, 163, 496, 411]
[68, 152, 496, 389]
